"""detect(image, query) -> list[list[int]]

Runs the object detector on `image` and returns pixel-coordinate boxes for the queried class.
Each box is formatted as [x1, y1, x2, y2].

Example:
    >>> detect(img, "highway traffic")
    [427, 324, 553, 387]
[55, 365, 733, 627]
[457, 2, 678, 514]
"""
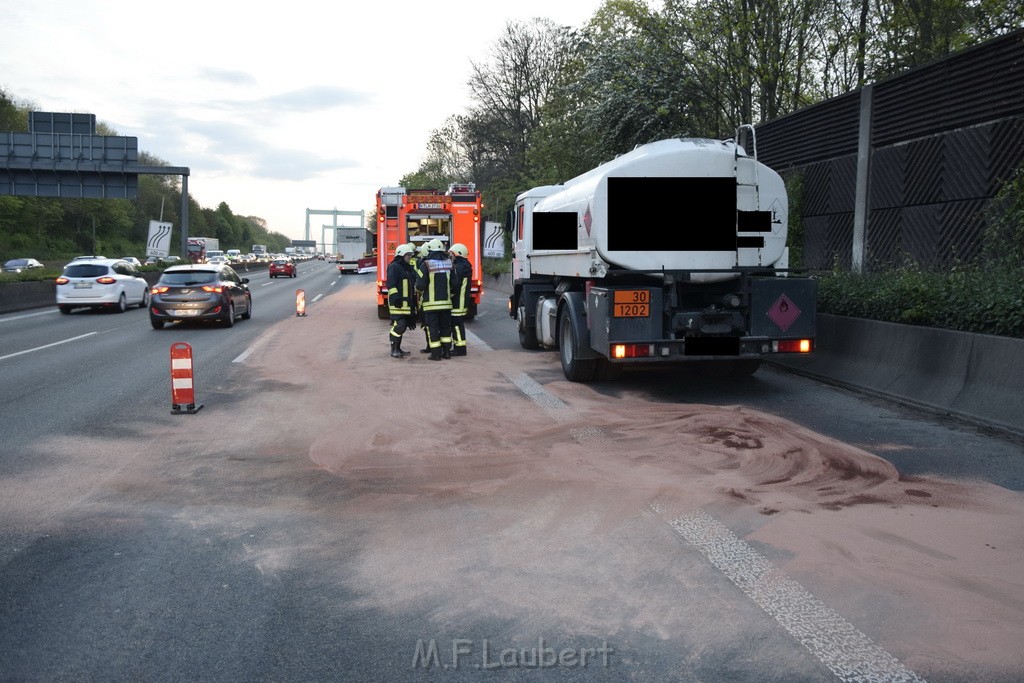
[1, 263, 1023, 681]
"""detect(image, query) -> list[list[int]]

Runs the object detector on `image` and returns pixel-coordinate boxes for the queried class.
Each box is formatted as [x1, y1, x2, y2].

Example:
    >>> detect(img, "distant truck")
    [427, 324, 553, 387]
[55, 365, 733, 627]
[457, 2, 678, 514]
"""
[186, 237, 219, 264]
[252, 244, 267, 259]
[335, 226, 370, 273]
[509, 127, 816, 382]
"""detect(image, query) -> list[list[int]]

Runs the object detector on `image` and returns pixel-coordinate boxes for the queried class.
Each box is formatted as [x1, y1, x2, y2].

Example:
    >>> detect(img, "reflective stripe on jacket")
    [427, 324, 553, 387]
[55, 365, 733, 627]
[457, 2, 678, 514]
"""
[416, 252, 453, 311]
[450, 255, 472, 316]
[386, 257, 415, 315]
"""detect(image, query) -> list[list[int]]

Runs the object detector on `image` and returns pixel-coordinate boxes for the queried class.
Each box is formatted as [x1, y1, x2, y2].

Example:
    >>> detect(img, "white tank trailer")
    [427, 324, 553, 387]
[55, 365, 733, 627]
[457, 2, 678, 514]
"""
[509, 127, 817, 382]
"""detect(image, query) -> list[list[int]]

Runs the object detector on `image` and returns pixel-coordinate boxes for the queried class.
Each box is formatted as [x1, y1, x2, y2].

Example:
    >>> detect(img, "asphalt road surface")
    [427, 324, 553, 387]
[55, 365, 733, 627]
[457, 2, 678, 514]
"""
[1, 266, 1022, 682]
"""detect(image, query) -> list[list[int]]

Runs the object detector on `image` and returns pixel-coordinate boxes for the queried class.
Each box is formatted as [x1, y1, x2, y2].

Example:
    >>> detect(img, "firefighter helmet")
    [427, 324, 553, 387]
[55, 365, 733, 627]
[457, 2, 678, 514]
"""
[426, 238, 445, 252]
[417, 243, 431, 257]
[449, 243, 468, 258]
[394, 244, 414, 257]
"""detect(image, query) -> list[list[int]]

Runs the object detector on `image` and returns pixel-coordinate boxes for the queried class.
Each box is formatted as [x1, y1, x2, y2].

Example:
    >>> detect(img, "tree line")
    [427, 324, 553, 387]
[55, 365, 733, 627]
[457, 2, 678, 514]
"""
[3, 1, 1020, 262]
[0, 90, 293, 261]
[399, 0, 1023, 228]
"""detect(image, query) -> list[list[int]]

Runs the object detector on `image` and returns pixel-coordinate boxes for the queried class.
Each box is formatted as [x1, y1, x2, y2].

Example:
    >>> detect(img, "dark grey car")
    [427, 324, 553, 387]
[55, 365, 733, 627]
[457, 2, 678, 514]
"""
[149, 264, 252, 329]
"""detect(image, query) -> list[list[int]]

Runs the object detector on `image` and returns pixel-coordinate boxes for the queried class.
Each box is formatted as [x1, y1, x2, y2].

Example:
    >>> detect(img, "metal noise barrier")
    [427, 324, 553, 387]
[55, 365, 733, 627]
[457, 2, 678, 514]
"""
[170, 342, 203, 414]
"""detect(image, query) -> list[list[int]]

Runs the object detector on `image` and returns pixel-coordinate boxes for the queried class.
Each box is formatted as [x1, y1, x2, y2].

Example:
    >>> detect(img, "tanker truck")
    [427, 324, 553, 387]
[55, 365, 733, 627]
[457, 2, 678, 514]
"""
[509, 127, 816, 382]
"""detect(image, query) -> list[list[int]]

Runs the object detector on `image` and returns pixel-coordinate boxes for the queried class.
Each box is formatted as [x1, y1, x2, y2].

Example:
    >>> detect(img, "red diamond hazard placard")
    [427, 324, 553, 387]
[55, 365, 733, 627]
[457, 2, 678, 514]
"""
[767, 294, 801, 332]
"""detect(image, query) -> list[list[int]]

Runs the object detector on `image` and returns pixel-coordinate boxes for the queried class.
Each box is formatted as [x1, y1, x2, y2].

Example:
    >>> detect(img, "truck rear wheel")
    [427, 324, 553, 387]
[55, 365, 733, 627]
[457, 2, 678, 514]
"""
[517, 307, 540, 350]
[559, 306, 595, 382]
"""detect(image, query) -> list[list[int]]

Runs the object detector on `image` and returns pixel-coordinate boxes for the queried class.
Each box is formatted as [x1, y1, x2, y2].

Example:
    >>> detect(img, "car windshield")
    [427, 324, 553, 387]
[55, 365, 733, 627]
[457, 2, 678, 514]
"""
[63, 264, 109, 277]
[272, 260, 288, 265]
[159, 272, 218, 285]
[5, 259, 29, 267]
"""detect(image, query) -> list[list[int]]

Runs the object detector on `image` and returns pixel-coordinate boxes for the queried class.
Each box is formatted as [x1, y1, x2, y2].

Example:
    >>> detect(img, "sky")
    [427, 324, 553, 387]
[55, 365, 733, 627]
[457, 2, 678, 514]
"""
[2, 0, 606, 243]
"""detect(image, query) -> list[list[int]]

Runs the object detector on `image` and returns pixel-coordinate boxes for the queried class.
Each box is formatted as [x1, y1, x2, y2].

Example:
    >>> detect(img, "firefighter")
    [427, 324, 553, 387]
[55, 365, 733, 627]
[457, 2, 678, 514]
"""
[415, 238, 453, 361]
[448, 243, 472, 356]
[414, 242, 432, 353]
[386, 243, 417, 358]
[404, 243, 420, 331]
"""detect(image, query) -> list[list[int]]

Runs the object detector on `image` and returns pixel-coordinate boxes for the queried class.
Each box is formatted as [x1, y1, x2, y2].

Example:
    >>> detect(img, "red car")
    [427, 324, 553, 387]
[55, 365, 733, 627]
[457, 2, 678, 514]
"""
[269, 259, 296, 278]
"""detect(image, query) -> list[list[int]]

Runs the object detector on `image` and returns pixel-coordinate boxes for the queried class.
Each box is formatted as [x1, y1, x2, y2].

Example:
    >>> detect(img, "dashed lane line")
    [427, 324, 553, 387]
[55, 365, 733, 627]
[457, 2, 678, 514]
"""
[0, 331, 98, 361]
[232, 331, 277, 364]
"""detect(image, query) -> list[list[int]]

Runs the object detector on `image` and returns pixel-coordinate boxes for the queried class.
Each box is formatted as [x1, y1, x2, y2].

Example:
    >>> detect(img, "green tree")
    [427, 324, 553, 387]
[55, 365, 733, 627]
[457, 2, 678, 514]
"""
[0, 87, 29, 132]
[464, 19, 576, 186]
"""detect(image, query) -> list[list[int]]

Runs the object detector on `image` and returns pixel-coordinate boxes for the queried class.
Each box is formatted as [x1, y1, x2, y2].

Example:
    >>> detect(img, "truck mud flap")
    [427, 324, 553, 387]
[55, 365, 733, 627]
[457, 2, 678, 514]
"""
[560, 292, 599, 360]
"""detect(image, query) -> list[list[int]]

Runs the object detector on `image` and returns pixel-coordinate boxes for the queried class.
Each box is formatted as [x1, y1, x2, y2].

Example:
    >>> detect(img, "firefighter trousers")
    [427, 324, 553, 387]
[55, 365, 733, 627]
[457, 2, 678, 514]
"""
[389, 315, 412, 340]
[451, 315, 467, 348]
[423, 309, 452, 349]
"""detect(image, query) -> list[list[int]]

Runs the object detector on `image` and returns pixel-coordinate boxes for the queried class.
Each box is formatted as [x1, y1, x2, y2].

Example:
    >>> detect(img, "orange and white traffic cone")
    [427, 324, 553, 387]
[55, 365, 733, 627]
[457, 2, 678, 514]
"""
[170, 342, 203, 414]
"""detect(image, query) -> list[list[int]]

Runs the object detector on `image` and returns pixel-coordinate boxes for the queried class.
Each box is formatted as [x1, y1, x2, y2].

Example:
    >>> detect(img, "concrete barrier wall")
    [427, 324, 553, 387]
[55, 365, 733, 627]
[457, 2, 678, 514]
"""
[487, 272, 514, 297]
[0, 280, 57, 314]
[772, 314, 1024, 435]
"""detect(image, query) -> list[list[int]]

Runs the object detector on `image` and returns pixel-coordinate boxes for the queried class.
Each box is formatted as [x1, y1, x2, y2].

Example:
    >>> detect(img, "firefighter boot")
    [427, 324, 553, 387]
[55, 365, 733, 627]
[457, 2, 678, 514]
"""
[428, 347, 443, 361]
[451, 345, 467, 357]
[396, 340, 411, 356]
[441, 343, 451, 359]
[390, 340, 404, 358]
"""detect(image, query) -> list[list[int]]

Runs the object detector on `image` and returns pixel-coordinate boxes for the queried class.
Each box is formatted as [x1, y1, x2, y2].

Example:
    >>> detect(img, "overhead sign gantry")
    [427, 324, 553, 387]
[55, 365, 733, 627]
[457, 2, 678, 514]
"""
[305, 208, 365, 254]
[1, 111, 193, 256]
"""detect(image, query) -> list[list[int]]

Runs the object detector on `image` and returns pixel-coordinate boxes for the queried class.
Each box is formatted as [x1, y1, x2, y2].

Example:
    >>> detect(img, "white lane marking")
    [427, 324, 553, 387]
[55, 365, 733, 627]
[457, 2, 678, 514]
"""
[0, 331, 98, 361]
[0, 309, 59, 323]
[312, 293, 324, 303]
[259, 281, 274, 287]
[652, 505, 924, 683]
[465, 328, 493, 352]
[507, 372, 923, 682]
[232, 331, 277, 364]
[504, 372, 612, 444]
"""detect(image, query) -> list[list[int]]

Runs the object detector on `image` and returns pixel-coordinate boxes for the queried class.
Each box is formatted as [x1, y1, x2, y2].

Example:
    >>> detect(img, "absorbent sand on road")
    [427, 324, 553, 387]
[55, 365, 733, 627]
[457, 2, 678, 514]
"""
[26, 280, 1018, 680]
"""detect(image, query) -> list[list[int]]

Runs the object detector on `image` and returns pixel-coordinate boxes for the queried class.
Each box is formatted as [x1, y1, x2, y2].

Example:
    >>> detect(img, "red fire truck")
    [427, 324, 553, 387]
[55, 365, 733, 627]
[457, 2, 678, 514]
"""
[375, 184, 484, 319]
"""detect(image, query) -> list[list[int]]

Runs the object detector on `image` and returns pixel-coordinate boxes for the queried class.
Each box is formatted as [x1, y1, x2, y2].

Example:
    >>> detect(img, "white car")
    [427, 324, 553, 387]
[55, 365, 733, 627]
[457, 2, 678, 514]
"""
[121, 256, 142, 266]
[55, 258, 150, 314]
[207, 255, 229, 265]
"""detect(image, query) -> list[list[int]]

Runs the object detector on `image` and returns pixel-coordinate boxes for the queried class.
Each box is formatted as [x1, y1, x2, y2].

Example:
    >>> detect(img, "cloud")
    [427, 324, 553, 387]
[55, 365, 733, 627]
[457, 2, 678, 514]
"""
[137, 113, 358, 181]
[197, 67, 258, 87]
[256, 86, 371, 113]
[248, 147, 359, 181]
